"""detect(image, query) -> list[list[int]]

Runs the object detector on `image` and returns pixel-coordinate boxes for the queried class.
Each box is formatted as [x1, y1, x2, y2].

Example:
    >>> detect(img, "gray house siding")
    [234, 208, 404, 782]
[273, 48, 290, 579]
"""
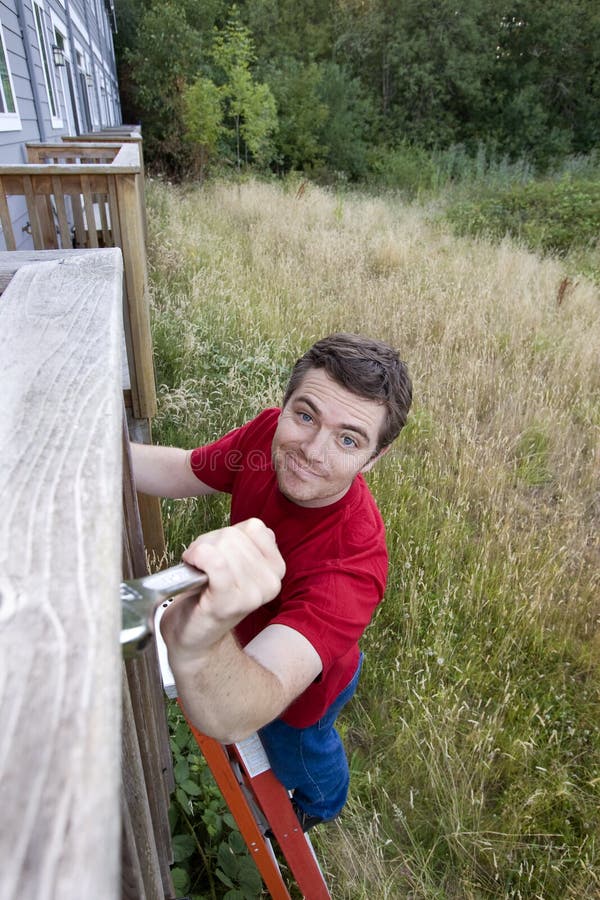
[0, 0, 122, 249]
[1, 2, 41, 155]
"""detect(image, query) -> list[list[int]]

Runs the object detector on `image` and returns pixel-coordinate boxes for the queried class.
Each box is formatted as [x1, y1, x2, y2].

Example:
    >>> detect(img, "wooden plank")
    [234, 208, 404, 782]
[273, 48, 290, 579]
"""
[121, 791, 148, 900]
[27, 142, 119, 163]
[0, 250, 97, 293]
[81, 175, 98, 248]
[126, 654, 176, 896]
[35, 194, 58, 248]
[71, 189, 87, 248]
[121, 668, 165, 900]
[1, 172, 111, 197]
[0, 176, 17, 250]
[22, 174, 44, 247]
[51, 176, 73, 248]
[114, 173, 156, 418]
[127, 416, 167, 565]
[0, 250, 124, 900]
[0, 160, 140, 176]
[97, 194, 111, 246]
[122, 422, 173, 897]
[107, 176, 122, 247]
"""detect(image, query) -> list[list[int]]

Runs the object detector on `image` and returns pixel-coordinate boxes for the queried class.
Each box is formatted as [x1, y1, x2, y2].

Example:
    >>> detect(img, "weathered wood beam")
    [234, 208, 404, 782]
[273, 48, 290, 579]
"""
[0, 250, 123, 899]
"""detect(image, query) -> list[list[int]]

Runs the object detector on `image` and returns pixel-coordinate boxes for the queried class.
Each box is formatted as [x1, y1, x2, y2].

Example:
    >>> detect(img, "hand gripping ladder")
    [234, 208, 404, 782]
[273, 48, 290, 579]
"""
[120, 564, 332, 899]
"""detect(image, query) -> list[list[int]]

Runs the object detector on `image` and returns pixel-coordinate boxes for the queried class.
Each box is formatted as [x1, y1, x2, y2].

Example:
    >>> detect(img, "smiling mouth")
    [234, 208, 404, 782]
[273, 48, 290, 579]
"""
[285, 453, 324, 479]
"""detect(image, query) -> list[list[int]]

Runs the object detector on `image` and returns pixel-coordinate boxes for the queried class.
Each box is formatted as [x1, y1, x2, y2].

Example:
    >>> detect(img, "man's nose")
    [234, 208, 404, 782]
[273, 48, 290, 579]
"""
[302, 427, 328, 462]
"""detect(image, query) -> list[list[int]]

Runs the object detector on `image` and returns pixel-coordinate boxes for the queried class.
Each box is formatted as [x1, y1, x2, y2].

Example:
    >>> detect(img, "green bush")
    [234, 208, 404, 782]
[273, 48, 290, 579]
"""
[366, 143, 437, 196]
[446, 177, 600, 255]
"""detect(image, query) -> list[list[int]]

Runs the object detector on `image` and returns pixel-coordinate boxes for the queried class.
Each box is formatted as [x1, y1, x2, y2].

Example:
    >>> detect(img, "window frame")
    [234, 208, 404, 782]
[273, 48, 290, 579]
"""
[32, 0, 62, 129]
[0, 18, 22, 132]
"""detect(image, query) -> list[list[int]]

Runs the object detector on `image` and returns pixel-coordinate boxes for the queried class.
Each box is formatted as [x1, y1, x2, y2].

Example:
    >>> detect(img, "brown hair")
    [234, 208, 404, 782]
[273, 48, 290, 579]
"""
[283, 333, 412, 451]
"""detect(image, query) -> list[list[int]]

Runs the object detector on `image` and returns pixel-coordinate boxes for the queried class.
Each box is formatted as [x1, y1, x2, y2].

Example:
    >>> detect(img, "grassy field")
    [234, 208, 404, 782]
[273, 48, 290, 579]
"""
[146, 176, 600, 899]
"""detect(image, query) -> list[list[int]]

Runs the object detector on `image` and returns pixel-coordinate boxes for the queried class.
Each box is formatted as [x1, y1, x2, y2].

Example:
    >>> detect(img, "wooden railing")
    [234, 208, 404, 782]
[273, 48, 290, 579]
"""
[0, 137, 165, 561]
[0, 250, 174, 900]
[0, 141, 153, 421]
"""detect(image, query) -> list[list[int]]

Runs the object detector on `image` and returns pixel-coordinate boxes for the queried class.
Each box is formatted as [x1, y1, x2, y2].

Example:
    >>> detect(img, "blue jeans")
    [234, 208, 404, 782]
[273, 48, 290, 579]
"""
[258, 655, 363, 821]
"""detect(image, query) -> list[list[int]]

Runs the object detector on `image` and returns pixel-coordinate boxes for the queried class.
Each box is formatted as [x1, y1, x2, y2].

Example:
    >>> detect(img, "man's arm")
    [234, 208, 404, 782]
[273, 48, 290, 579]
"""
[161, 519, 322, 742]
[131, 442, 217, 498]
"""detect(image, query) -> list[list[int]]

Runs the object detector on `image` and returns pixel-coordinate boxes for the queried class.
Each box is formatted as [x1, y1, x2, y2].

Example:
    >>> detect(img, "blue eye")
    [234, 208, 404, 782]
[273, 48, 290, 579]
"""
[341, 435, 357, 448]
[299, 411, 312, 423]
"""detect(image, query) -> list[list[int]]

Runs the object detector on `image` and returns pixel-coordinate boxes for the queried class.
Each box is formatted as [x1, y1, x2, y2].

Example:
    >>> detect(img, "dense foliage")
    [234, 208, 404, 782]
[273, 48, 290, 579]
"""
[446, 175, 600, 256]
[115, 0, 600, 179]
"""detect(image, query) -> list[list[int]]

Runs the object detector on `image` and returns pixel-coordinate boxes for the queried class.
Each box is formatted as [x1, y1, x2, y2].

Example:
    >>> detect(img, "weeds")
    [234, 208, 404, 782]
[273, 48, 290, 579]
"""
[146, 175, 600, 898]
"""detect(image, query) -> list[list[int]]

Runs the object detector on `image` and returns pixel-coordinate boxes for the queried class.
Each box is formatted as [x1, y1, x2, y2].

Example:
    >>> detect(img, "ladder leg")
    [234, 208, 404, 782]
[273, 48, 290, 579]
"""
[179, 703, 291, 900]
[233, 734, 332, 900]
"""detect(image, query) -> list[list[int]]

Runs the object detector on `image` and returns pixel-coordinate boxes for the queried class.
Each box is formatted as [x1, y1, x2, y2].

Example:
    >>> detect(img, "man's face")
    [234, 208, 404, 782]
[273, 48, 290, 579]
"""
[271, 368, 388, 508]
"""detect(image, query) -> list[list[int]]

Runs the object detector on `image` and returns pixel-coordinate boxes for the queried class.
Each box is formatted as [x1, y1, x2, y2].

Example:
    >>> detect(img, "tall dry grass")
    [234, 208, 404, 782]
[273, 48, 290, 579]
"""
[147, 176, 600, 898]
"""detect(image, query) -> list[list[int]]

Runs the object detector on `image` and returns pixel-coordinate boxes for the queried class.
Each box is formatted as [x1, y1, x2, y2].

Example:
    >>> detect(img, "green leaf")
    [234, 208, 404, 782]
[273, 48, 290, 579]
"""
[174, 758, 190, 784]
[168, 803, 179, 832]
[228, 830, 246, 854]
[215, 867, 235, 889]
[218, 842, 239, 878]
[172, 832, 196, 862]
[171, 866, 190, 894]
[180, 778, 202, 796]
[223, 812, 238, 829]
[174, 721, 190, 749]
[175, 787, 191, 811]
[238, 857, 262, 894]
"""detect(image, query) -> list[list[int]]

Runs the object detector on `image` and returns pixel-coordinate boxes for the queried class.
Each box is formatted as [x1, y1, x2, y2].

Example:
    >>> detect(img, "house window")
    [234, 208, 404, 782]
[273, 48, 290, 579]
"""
[0, 19, 21, 131]
[33, 2, 62, 127]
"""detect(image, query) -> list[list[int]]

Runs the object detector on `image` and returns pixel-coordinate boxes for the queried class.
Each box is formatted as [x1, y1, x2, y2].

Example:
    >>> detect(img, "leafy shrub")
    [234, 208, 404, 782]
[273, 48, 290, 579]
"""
[366, 143, 437, 196]
[446, 177, 600, 255]
[168, 704, 263, 899]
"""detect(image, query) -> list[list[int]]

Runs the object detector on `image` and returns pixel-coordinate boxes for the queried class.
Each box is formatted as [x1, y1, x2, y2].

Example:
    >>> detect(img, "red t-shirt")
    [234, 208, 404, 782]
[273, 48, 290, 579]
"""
[190, 408, 388, 728]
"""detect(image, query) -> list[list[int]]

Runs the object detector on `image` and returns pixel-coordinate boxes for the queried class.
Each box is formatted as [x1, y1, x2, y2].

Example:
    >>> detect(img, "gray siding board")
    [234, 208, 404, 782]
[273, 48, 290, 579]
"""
[0, 0, 123, 251]
[1, 2, 42, 146]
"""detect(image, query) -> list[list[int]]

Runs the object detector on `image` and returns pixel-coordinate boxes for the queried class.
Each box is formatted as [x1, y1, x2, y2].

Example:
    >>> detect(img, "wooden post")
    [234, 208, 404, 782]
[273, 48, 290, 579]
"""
[122, 426, 175, 899]
[113, 171, 156, 419]
[0, 251, 123, 899]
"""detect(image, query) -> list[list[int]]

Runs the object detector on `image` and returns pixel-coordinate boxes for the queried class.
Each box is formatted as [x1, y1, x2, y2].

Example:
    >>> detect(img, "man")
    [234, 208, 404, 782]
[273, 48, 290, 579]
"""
[132, 333, 412, 830]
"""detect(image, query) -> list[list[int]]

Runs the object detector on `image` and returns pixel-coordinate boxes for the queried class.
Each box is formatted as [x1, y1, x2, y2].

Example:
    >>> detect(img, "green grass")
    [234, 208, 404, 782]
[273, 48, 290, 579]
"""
[146, 175, 600, 898]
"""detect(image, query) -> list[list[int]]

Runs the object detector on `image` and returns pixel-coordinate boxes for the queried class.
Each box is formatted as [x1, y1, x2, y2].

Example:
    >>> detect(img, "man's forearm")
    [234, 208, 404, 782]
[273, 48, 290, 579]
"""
[131, 442, 216, 498]
[170, 632, 288, 743]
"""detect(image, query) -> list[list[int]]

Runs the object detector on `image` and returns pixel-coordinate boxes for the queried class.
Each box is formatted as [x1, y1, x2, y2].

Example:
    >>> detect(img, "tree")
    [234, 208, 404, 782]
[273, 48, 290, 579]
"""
[211, 8, 278, 168]
[120, 2, 204, 174]
[317, 62, 376, 179]
[493, 1, 600, 163]
[265, 60, 329, 171]
[182, 77, 224, 180]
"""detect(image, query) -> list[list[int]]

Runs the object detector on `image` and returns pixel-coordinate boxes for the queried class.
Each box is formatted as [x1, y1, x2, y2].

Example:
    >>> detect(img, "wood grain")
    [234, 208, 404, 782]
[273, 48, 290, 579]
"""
[0, 251, 124, 899]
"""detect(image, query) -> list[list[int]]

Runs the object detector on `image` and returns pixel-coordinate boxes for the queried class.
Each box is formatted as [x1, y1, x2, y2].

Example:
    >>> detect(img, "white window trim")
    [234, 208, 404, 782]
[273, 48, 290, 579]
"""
[33, 1, 62, 129]
[0, 18, 21, 131]
[50, 13, 77, 136]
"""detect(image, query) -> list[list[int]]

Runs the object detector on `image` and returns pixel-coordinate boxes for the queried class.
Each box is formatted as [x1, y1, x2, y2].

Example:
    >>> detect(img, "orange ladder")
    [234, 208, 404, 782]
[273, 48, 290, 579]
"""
[155, 599, 331, 898]
[184, 712, 331, 899]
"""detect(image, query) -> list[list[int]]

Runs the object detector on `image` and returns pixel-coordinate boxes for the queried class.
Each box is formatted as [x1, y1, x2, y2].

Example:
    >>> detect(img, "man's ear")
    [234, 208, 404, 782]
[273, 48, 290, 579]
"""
[361, 444, 391, 474]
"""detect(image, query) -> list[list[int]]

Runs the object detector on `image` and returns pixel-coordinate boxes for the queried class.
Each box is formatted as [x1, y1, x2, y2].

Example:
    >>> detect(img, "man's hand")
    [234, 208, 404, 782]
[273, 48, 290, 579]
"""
[159, 519, 321, 742]
[161, 518, 286, 665]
